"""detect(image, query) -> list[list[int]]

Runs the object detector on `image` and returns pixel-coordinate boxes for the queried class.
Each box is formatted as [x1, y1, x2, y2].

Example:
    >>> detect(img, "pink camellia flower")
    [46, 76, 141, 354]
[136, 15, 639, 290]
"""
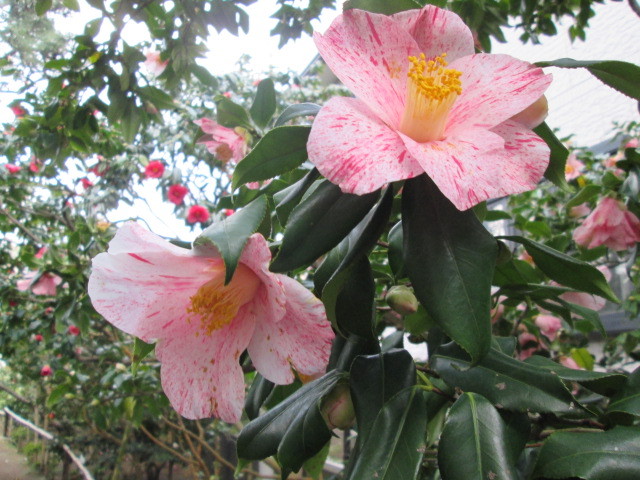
[68, 325, 81, 336]
[224, 209, 235, 217]
[88, 222, 334, 422]
[559, 356, 581, 370]
[573, 197, 640, 251]
[143, 50, 169, 76]
[194, 118, 248, 163]
[564, 154, 584, 181]
[29, 158, 41, 173]
[186, 205, 210, 224]
[17, 271, 63, 296]
[167, 184, 189, 205]
[4, 164, 20, 174]
[535, 314, 562, 341]
[625, 138, 638, 149]
[10, 104, 26, 117]
[144, 161, 165, 179]
[307, 5, 552, 211]
[34, 246, 48, 259]
[80, 177, 94, 189]
[569, 202, 591, 218]
[34, 334, 44, 342]
[560, 265, 611, 312]
[518, 331, 542, 360]
[40, 365, 52, 377]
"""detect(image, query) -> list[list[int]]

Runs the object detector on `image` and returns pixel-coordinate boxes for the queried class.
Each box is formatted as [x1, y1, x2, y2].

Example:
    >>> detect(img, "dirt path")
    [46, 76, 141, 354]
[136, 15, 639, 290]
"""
[0, 437, 44, 480]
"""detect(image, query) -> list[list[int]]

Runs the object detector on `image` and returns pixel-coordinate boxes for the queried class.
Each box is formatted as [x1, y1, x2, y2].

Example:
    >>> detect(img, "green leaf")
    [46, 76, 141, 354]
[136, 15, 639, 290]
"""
[534, 122, 571, 191]
[232, 126, 310, 189]
[402, 174, 496, 364]
[274, 103, 321, 127]
[608, 367, 640, 418]
[501, 235, 619, 302]
[193, 195, 267, 284]
[343, 0, 421, 15]
[331, 255, 375, 338]
[191, 64, 219, 88]
[237, 371, 342, 472]
[303, 441, 330, 480]
[215, 96, 251, 128]
[270, 181, 379, 272]
[274, 168, 320, 225]
[345, 387, 429, 480]
[431, 343, 579, 414]
[532, 426, 640, 479]
[387, 221, 405, 279]
[536, 58, 640, 101]
[250, 78, 277, 128]
[63, 0, 80, 11]
[121, 103, 142, 143]
[36, 0, 52, 16]
[47, 384, 70, 408]
[138, 86, 177, 110]
[245, 374, 275, 420]
[132, 338, 155, 375]
[566, 184, 601, 209]
[438, 393, 518, 480]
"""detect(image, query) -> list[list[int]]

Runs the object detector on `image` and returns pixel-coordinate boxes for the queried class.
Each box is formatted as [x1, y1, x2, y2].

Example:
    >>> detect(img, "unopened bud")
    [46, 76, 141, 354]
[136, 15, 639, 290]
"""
[386, 285, 419, 316]
[321, 382, 355, 430]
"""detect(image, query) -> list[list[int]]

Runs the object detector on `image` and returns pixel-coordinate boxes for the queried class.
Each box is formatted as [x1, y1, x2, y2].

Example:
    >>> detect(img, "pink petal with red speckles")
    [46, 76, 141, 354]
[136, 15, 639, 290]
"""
[248, 275, 334, 384]
[401, 120, 549, 210]
[314, 9, 418, 128]
[391, 5, 474, 62]
[446, 54, 552, 135]
[157, 305, 256, 423]
[307, 96, 423, 195]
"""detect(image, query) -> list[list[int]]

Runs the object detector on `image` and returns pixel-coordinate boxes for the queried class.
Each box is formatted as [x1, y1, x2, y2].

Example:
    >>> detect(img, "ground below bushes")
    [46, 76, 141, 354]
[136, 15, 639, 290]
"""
[0, 437, 44, 480]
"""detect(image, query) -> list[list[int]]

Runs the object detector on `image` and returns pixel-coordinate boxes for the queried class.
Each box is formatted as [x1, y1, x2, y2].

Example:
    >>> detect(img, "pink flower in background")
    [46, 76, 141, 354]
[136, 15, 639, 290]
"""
[34, 334, 43, 342]
[194, 118, 248, 163]
[224, 209, 235, 217]
[4, 164, 20, 174]
[144, 50, 169, 76]
[10, 104, 26, 117]
[168, 184, 189, 205]
[80, 177, 94, 189]
[535, 314, 562, 341]
[560, 265, 611, 312]
[573, 197, 640, 251]
[559, 356, 581, 370]
[17, 271, 62, 296]
[625, 138, 638, 149]
[88, 222, 334, 422]
[29, 158, 41, 173]
[564, 154, 584, 181]
[307, 5, 551, 210]
[518, 331, 544, 360]
[68, 325, 81, 336]
[186, 205, 210, 224]
[569, 202, 591, 218]
[34, 246, 48, 259]
[144, 161, 165, 179]
[40, 365, 52, 377]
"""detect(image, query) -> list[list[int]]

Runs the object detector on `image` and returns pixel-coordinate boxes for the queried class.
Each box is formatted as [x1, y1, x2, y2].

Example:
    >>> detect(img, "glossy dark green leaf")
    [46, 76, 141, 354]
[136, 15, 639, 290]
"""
[532, 426, 640, 479]
[403, 175, 496, 364]
[331, 255, 375, 337]
[345, 387, 429, 480]
[607, 367, 640, 417]
[121, 103, 142, 143]
[250, 78, 277, 128]
[534, 122, 570, 191]
[215, 96, 251, 128]
[556, 297, 605, 336]
[47, 383, 71, 408]
[132, 338, 155, 375]
[193, 195, 267, 284]
[343, 0, 421, 14]
[329, 333, 381, 372]
[232, 126, 310, 189]
[270, 181, 379, 272]
[274, 103, 321, 127]
[191, 64, 219, 88]
[439, 393, 518, 480]
[36, 0, 52, 15]
[566, 184, 601, 209]
[501, 235, 618, 302]
[138, 86, 177, 110]
[536, 58, 640, 101]
[274, 169, 320, 225]
[237, 371, 342, 470]
[431, 343, 578, 414]
[525, 355, 626, 397]
[62, 0, 80, 11]
[245, 374, 275, 421]
[387, 221, 405, 279]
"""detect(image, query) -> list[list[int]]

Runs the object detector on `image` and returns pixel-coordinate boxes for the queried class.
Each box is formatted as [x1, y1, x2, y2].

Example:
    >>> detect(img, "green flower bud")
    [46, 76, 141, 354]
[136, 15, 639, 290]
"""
[386, 285, 419, 316]
[321, 382, 355, 430]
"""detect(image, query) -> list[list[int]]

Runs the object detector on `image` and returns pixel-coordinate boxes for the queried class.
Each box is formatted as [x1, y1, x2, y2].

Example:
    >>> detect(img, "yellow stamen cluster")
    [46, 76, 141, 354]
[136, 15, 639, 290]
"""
[400, 53, 462, 143]
[187, 264, 260, 336]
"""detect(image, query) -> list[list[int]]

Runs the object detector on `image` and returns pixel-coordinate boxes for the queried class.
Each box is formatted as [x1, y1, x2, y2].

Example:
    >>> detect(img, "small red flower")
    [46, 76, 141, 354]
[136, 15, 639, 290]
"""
[68, 325, 81, 336]
[187, 205, 210, 224]
[34, 334, 44, 342]
[80, 178, 94, 189]
[9, 300, 18, 307]
[45, 307, 54, 314]
[144, 161, 165, 179]
[10, 105, 26, 117]
[41, 365, 52, 377]
[48, 412, 55, 419]
[29, 158, 41, 173]
[168, 184, 189, 205]
[4, 164, 20, 174]
[224, 209, 235, 217]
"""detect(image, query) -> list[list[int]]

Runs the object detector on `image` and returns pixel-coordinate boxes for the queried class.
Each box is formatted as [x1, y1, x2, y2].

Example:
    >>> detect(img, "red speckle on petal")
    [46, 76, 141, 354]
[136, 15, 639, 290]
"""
[365, 13, 382, 46]
[128, 253, 153, 264]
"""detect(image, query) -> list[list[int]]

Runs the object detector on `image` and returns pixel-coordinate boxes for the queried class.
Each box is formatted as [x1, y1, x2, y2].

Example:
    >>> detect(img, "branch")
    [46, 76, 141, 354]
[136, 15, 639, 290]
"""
[0, 383, 32, 405]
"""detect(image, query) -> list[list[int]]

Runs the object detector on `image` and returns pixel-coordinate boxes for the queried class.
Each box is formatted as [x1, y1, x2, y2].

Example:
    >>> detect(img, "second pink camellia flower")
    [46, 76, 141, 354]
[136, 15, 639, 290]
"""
[573, 197, 640, 251]
[307, 5, 552, 210]
[88, 223, 334, 423]
[195, 118, 248, 164]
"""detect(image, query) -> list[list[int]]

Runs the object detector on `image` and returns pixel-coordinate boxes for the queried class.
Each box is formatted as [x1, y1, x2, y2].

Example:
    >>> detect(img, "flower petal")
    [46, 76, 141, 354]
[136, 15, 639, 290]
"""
[391, 5, 474, 62]
[314, 9, 418, 128]
[308, 96, 423, 195]
[248, 276, 334, 384]
[401, 120, 549, 210]
[446, 54, 552, 134]
[157, 306, 256, 422]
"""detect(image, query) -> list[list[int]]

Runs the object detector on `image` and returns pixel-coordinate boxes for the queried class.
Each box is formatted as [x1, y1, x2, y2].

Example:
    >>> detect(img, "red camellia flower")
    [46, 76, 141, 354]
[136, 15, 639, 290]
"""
[29, 158, 41, 173]
[224, 209, 235, 217]
[4, 164, 20, 174]
[81, 178, 94, 189]
[187, 205, 210, 224]
[41, 365, 52, 377]
[168, 184, 189, 205]
[144, 161, 165, 179]
[35, 246, 48, 259]
[68, 325, 81, 336]
[10, 104, 26, 117]
[34, 334, 44, 342]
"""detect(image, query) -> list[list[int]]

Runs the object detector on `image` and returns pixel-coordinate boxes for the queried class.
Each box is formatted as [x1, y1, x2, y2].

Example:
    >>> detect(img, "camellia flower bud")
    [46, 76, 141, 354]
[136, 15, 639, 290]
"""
[321, 382, 355, 430]
[41, 365, 52, 377]
[386, 285, 419, 316]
